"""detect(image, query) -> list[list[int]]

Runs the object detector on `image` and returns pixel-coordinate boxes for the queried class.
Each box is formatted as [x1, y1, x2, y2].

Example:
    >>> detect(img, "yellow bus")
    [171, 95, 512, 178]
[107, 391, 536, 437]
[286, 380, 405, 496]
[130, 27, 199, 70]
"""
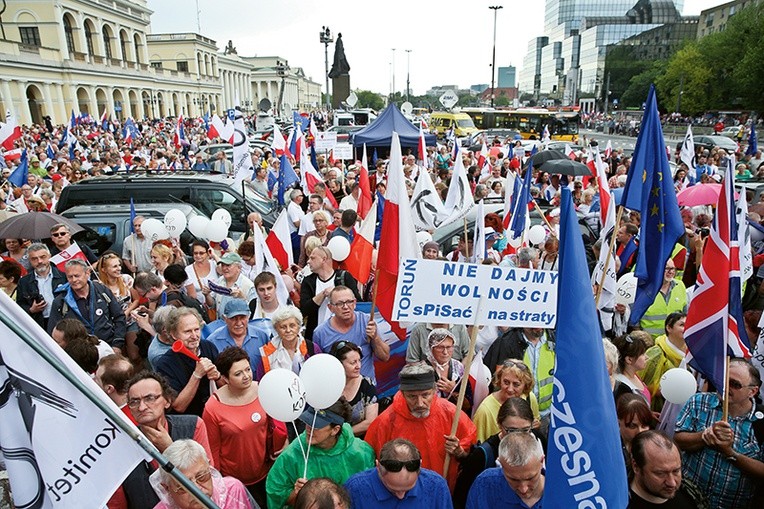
[461, 108, 579, 142]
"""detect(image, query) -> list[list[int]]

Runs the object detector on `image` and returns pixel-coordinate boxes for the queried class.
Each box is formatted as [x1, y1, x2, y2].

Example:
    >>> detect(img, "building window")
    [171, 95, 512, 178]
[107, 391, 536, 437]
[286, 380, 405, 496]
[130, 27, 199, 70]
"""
[120, 33, 128, 61]
[150, 61, 162, 69]
[63, 18, 75, 53]
[103, 30, 112, 59]
[134, 37, 141, 64]
[19, 27, 41, 47]
[177, 61, 188, 72]
[85, 25, 94, 55]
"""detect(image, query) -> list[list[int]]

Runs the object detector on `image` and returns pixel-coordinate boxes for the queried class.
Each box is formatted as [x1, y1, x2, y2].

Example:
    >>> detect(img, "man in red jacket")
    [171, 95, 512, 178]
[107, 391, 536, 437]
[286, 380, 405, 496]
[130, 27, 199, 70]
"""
[365, 362, 477, 490]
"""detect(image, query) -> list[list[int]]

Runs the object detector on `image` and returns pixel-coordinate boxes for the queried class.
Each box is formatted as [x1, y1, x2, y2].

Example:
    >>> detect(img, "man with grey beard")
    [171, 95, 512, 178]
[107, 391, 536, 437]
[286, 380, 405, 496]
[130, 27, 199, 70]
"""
[17, 243, 67, 329]
[365, 362, 477, 489]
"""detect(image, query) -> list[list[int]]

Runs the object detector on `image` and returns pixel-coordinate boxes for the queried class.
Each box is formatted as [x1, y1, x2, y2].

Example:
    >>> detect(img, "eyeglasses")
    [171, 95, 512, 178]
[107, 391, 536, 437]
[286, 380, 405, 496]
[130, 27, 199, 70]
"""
[127, 393, 163, 408]
[169, 470, 212, 494]
[502, 360, 530, 371]
[330, 299, 356, 308]
[379, 459, 421, 473]
[501, 424, 532, 434]
[664, 267, 677, 273]
[192, 251, 207, 256]
[51, 231, 68, 237]
[728, 379, 756, 390]
[432, 344, 454, 352]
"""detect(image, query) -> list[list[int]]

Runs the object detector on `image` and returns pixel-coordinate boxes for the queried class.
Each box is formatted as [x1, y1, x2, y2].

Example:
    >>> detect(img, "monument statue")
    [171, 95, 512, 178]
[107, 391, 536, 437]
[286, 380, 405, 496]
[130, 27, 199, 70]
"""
[224, 40, 237, 55]
[328, 33, 350, 78]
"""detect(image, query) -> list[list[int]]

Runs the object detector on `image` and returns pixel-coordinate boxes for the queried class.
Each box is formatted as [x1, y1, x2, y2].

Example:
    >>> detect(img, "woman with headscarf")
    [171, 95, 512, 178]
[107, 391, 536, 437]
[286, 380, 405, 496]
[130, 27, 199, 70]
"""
[424, 328, 472, 411]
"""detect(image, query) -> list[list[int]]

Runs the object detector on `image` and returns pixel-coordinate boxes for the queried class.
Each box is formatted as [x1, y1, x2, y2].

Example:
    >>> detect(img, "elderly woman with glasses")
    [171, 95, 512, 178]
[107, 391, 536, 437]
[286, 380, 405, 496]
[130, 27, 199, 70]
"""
[298, 210, 331, 267]
[256, 305, 320, 380]
[150, 439, 256, 509]
[472, 359, 540, 443]
[424, 328, 472, 411]
[453, 398, 543, 509]
[330, 340, 378, 437]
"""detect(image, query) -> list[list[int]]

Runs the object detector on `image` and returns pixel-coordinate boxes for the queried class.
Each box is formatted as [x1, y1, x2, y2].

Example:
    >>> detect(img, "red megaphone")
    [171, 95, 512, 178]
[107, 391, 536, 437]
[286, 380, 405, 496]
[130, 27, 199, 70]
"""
[172, 340, 200, 362]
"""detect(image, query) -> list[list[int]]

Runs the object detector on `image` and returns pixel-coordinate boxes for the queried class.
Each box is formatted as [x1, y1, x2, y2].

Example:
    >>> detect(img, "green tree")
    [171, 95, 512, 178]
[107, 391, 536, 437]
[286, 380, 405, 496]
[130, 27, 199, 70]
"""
[655, 43, 713, 114]
[354, 90, 385, 111]
[621, 61, 664, 108]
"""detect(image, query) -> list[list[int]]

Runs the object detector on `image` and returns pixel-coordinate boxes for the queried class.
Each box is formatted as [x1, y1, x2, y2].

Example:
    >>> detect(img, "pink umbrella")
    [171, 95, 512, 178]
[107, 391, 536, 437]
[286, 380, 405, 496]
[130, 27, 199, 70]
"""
[676, 184, 730, 207]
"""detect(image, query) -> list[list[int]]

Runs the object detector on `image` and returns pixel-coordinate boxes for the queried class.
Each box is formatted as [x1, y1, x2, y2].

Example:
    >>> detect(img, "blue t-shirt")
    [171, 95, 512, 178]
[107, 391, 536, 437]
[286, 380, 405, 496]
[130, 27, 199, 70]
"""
[344, 468, 451, 509]
[147, 336, 172, 370]
[205, 322, 269, 370]
[467, 467, 543, 509]
[154, 340, 219, 417]
[312, 311, 375, 381]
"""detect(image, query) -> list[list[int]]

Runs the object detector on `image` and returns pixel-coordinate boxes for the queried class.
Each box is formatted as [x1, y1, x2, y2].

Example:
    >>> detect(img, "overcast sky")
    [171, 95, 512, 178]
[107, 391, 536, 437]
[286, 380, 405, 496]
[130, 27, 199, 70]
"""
[146, 0, 723, 96]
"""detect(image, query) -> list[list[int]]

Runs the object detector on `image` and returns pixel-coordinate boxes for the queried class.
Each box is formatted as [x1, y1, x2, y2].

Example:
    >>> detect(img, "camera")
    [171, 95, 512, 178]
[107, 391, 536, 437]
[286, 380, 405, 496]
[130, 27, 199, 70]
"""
[696, 227, 710, 239]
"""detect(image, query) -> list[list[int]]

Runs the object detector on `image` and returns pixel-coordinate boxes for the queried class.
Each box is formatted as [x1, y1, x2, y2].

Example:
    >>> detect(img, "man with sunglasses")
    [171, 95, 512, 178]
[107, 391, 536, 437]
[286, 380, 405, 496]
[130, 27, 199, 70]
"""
[365, 363, 477, 490]
[313, 285, 388, 381]
[674, 358, 764, 509]
[344, 438, 451, 508]
[49, 223, 98, 264]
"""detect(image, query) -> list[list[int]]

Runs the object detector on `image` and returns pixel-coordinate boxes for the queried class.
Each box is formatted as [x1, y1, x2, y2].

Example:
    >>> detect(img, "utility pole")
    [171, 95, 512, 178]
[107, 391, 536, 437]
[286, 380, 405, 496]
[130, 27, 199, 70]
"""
[391, 48, 396, 101]
[405, 49, 412, 101]
[489, 6, 503, 108]
[604, 71, 611, 116]
[676, 74, 684, 114]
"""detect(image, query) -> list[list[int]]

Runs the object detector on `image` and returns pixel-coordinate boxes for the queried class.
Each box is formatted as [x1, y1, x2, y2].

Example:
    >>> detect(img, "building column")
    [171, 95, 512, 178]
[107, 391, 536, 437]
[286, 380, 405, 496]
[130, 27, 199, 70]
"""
[41, 82, 55, 121]
[87, 86, 98, 116]
[0, 80, 14, 117]
[106, 87, 115, 117]
[15, 81, 30, 125]
[76, 13, 89, 61]
[53, 3, 71, 61]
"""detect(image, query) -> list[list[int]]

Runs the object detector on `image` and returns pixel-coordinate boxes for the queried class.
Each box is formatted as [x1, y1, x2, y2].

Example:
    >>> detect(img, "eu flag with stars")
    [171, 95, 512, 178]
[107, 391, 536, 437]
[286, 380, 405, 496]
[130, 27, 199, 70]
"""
[746, 127, 758, 157]
[620, 85, 683, 324]
[544, 187, 629, 508]
[277, 153, 299, 206]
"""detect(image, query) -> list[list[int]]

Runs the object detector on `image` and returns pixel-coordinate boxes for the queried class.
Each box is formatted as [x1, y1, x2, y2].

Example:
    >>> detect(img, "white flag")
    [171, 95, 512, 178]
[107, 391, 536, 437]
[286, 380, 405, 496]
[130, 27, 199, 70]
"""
[680, 125, 696, 182]
[590, 147, 617, 330]
[0, 291, 148, 509]
[738, 182, 753, 283]
[469, 349, 492, 419]
[231, 106, 254, 183]
[473, 199, 486, 263]
[410, 170, 446, 230]
[441, 145, 474, 226]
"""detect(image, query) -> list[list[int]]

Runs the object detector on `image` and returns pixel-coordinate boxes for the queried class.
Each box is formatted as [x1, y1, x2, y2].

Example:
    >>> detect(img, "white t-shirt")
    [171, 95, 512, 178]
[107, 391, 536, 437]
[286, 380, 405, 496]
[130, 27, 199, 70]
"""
[287, 201, 304, 233]
[315, 275, 335, 326]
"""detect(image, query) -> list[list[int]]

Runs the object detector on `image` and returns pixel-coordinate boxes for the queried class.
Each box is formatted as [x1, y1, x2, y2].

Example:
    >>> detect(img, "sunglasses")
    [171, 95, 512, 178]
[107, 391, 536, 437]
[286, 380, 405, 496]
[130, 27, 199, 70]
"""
[51, 231, 68, 237]
[379, 458, 421, 473]
[728, 379, 755, 390]
[502, 360, 530, 371]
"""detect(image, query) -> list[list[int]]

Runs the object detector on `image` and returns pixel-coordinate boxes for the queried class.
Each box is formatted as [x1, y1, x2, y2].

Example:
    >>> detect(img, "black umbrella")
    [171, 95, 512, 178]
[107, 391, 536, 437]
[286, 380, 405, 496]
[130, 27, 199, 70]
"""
[525, 149, 568, 169]
[0, 211, 84, 239]
[539, 158, 592, 176]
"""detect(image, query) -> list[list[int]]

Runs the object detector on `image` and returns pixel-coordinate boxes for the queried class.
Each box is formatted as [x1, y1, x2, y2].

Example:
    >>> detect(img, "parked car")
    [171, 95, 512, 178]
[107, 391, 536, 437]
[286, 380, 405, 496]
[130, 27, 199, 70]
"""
[719, 126, 744, 139]
[62, 203, 206, 258]
[326, 125, 362, 143]
[694, 135, 739, 153]
[55, 174, 278, 237]
[197, 143, 233, 162]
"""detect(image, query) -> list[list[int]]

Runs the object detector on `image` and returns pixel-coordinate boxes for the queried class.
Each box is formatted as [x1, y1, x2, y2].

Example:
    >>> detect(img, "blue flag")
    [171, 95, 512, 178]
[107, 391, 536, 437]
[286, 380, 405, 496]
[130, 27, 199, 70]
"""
[372, 148, 378, 167]
[129, 197, 136, 234]
[746, 127, 758, 157]
[277, 154, 299, 206]
[620, 85, 684, 324]
[293, 111, 309, 132]
[544, 187, 629, 508]
[509, 154, 534, 239]
[46, 144, 55, 160]
[310, 144, 319, 171]
[375, 190, 385, 243]
[8, 149, 28, 188]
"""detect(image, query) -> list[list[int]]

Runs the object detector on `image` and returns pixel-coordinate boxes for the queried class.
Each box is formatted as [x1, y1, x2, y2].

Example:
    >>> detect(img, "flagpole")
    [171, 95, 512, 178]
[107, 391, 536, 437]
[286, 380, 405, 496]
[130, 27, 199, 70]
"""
[0, 309, 219, 509]
[369, 267, 381, 322]
[463, 219, 470, 260]
[531, 198, 556, 235]
[595, 205, 624, 306]
[443, 296, 485, 477]
[722, 355, 730, 421]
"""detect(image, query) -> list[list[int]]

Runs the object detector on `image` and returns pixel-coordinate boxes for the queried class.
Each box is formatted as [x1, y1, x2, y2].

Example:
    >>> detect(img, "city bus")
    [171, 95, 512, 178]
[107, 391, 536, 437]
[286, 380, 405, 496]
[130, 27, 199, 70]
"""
[461, 108, 579, 142]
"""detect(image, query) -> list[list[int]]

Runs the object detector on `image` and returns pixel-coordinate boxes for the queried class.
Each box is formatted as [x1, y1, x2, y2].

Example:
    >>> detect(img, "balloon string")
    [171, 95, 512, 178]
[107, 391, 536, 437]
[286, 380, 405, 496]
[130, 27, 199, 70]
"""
[302, 411, 317, 479]
[291, 421, 307, 464]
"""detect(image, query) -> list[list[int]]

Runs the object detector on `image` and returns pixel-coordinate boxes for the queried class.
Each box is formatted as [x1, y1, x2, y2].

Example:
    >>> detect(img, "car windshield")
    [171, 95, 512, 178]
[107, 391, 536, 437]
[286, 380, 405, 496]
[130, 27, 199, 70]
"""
[457, 118, 476, 129]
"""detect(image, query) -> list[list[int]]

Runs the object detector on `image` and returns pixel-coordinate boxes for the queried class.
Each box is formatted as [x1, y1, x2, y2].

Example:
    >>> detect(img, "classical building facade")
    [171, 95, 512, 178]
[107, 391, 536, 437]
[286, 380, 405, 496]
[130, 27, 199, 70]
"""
[0, 0, 321, 125]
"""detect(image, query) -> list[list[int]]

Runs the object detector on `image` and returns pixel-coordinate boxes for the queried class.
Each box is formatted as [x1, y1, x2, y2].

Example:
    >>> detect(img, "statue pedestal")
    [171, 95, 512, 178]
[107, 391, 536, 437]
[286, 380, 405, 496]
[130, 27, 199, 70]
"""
[332, 75, 350, 110]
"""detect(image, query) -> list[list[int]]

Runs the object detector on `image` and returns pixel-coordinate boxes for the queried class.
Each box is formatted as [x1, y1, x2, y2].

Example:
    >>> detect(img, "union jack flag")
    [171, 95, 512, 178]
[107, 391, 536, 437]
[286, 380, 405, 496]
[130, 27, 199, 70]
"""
[685, 165, 752, 397]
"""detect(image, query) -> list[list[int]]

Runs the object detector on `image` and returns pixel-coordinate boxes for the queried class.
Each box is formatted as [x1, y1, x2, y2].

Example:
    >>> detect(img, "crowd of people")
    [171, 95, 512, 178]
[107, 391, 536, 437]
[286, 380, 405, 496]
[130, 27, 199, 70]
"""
[0, 112, 763, 509]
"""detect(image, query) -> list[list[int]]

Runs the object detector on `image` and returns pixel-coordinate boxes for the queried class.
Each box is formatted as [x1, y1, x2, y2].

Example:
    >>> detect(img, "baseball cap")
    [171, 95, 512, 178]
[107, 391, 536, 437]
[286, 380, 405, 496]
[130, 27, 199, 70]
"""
[299, 405, 346, 429]
[223, 299, 249, 318]
[218, 252, 242, 265]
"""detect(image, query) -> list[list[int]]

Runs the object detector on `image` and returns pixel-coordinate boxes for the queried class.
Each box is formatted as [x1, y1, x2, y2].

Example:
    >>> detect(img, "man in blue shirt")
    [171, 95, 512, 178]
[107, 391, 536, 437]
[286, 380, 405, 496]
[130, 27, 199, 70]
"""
[467, 432, 545, 509]
[312, 286, 389, 381]
[344, 438, 451, 509]
[206, 299, 269, 369]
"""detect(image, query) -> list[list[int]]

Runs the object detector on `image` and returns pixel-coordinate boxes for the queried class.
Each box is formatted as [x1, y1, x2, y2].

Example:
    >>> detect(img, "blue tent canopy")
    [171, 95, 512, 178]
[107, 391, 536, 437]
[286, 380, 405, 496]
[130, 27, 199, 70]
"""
[349, 103, 437, 149]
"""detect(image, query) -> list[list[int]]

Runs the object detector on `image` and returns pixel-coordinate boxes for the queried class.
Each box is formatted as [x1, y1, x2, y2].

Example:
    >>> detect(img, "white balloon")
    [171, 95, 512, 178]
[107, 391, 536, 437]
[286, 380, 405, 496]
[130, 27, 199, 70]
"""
[258, 369, 307, 422]
[416, 231, 433, 248]
[188, 216, 210, 238]
[299, 354, 345, 409]
[616, 272, 637, 305]
[327, 236, 351, 262]
[163, 209, 187, 238]
[528, 225, 546, 246]
[141, 218, 169, 242]
[660, 368, 697, 405]
[507, 235, 522, 248]
[205, 220, 229, 242]
[211, 208, 232, 229]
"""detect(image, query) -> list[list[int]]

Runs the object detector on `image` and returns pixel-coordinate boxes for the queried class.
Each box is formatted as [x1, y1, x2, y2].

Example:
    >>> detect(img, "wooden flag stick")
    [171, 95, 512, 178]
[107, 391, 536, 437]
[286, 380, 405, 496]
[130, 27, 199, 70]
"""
[722, 355, 730, 422]
[532, 198, 556, 235]
[463, 219, 470, 260]
[443, 297, 485, 477]
[595, 205, 625, 307]
[369, 267, 381, 322]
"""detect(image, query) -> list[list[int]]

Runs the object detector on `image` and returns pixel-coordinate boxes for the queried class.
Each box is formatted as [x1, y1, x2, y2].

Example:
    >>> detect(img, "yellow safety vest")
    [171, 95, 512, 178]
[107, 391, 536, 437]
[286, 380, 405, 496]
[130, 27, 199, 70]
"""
[523, 343, 556, 413]
[640, 281, 687, 338]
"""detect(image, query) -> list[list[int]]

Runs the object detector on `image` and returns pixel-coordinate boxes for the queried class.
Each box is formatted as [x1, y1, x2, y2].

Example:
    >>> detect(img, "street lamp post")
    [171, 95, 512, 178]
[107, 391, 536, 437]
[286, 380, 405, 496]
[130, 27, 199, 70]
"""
[319, 26, 333, 110]
[276, 60, 288, 117]
[405, 49, 412, 101]
[391, 48, 396, 101]
[489, 5, 503, 108]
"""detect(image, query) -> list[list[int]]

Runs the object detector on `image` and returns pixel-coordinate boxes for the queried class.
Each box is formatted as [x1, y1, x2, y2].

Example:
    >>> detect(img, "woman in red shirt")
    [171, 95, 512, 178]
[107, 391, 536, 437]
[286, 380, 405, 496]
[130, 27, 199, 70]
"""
[203, 347, 282, 508]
